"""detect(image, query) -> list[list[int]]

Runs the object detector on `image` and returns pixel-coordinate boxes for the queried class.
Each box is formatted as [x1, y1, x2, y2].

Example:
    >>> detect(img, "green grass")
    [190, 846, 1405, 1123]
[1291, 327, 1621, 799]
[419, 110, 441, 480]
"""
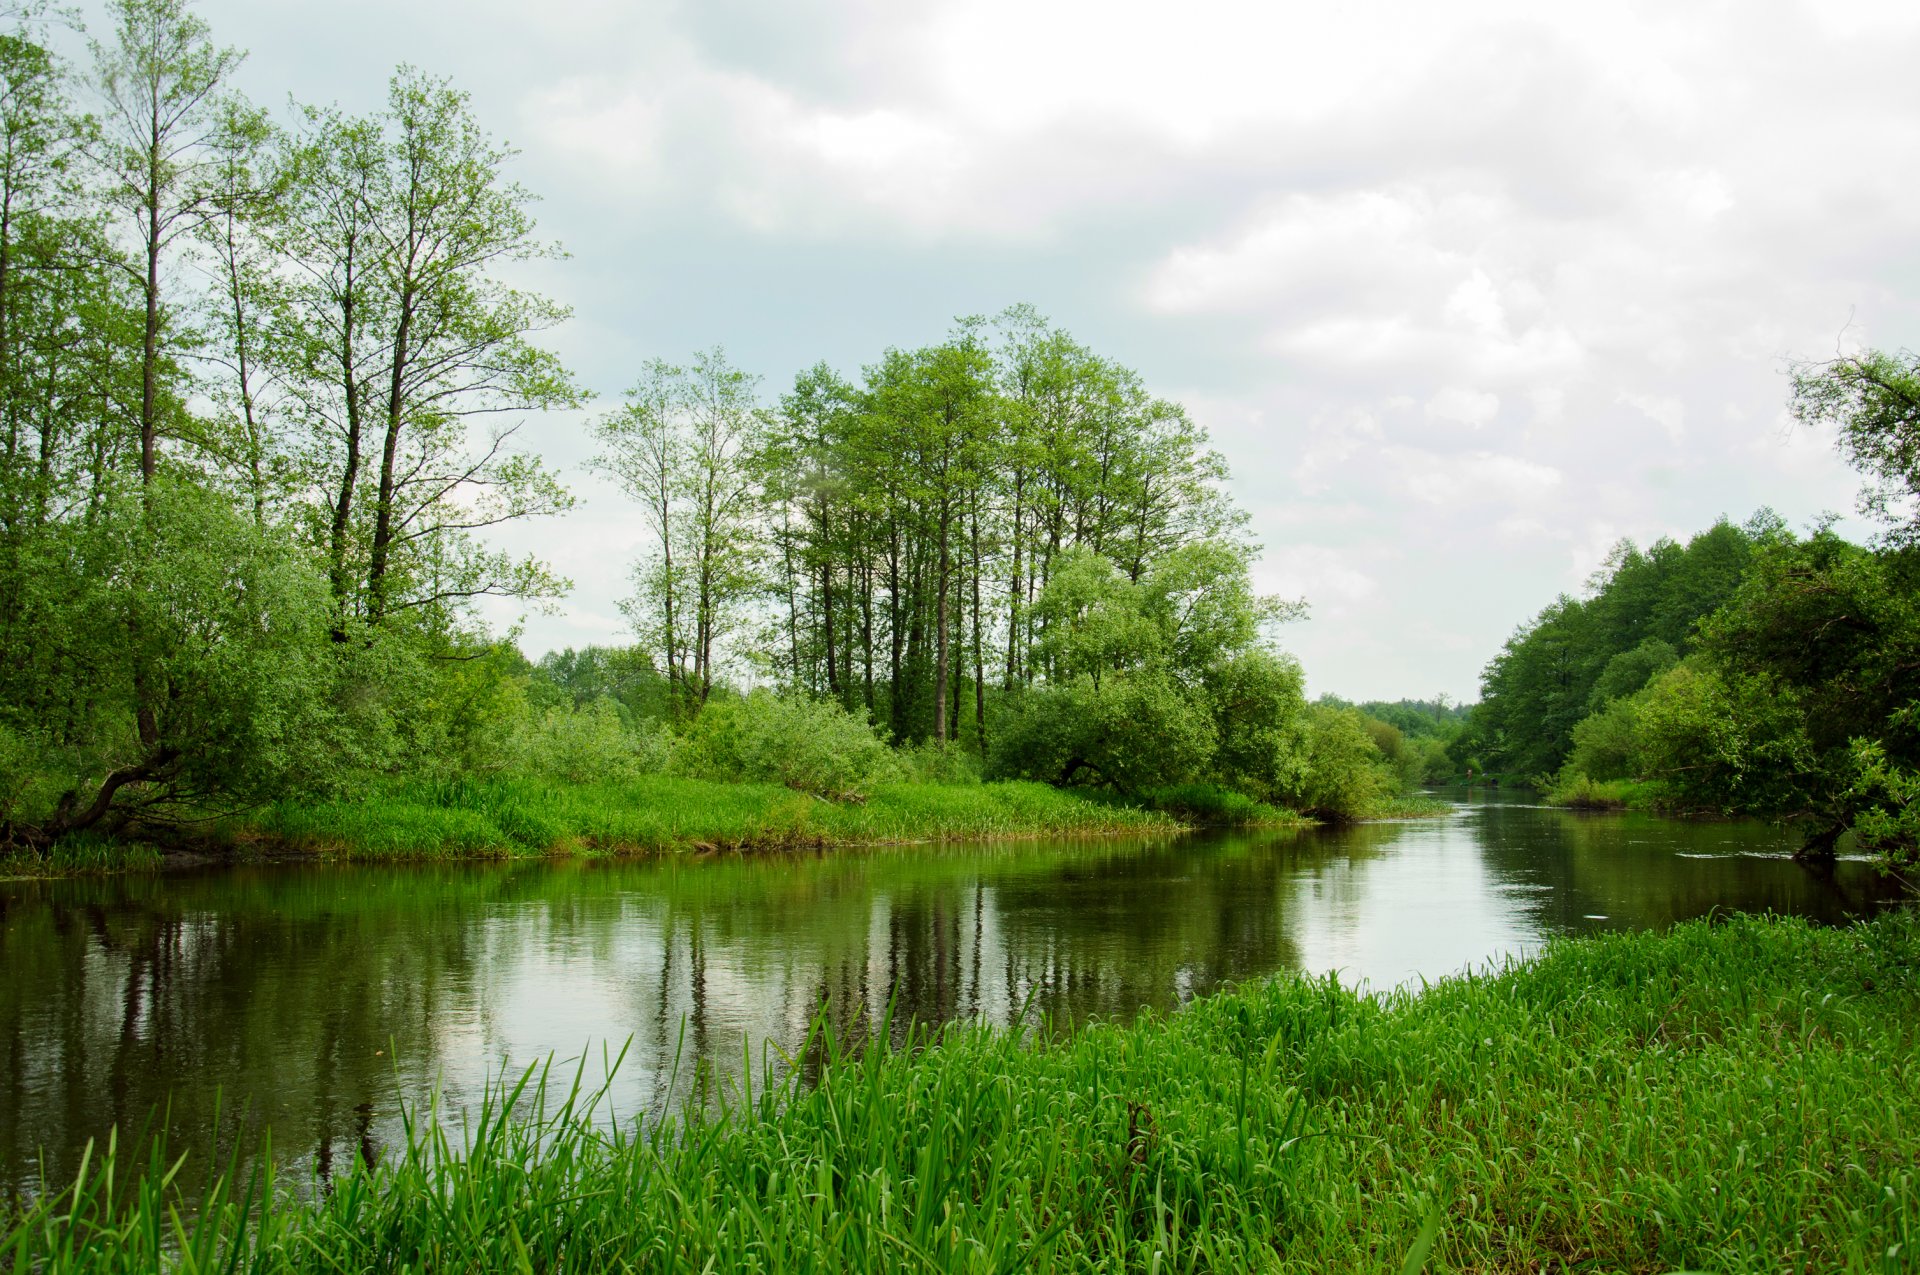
[1357, 792, 1455, 819]
[239, 775, 1180, 861]
[0, 831, 163, 877]
[1545, 773, 1666, 811]
[8, 910, 1916, 1271]
[1126, 783, 1310, 827]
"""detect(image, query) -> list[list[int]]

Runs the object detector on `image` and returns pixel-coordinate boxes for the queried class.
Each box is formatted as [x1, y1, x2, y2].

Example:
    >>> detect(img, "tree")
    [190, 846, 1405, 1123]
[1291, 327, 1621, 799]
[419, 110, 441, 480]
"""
[596, 349, 765, 709]
[274, 69, 581, 631]
[1, 482, 338, 846]
[1791, 349, 1920, 543]
[89, 0, 241, 486]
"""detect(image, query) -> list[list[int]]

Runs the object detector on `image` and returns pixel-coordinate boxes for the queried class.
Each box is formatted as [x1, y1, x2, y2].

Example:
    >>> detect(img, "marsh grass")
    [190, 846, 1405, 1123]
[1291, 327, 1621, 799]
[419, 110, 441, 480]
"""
[7, 911, 1916, 1272]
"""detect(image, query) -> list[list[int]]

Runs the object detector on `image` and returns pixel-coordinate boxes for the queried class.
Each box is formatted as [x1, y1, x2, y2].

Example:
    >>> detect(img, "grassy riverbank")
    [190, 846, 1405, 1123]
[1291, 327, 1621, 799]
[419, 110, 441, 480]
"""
[5, 777, 1345, 876]
[244, 775, 1203, 859]
[9, 910, 1915, 1272]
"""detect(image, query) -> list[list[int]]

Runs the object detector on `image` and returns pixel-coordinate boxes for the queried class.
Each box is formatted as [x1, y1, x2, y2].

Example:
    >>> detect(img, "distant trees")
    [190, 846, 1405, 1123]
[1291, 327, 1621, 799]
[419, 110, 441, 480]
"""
[594, 350, 765, 713]
[1497, 347, 1920, 874]
[1474, 518, 1771, 778]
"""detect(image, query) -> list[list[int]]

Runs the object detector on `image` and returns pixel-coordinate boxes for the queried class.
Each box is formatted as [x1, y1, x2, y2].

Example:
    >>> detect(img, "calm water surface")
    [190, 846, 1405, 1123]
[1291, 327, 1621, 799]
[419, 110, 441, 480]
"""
[0, 791, 1904, 1196]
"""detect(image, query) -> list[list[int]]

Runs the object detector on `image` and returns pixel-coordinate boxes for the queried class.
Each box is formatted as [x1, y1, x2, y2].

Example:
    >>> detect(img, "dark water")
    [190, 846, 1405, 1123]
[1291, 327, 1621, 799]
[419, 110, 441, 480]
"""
[0, 791, 1905, 1197]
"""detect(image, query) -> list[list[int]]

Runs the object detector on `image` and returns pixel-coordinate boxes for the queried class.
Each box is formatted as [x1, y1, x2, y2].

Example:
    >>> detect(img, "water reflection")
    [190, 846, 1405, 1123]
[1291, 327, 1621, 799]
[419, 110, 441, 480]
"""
[0, 794, 1904, 1198]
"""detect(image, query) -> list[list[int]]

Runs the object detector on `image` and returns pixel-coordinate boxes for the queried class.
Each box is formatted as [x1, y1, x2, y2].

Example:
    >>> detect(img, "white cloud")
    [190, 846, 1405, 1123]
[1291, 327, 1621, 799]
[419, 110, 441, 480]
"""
[1426, 387, 1501, 429]
[1617, 391, 1687, 444]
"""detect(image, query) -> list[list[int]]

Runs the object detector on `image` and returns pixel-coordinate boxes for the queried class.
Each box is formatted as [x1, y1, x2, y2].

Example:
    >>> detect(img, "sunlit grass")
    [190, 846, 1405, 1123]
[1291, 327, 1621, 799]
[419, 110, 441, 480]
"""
[8, 911, 1916, 1271]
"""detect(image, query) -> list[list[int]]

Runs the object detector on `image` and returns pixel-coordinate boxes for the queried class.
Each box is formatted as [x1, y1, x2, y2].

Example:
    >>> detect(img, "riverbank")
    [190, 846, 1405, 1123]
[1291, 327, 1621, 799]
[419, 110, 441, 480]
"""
[5, 776, 1373, 877]
[9, 910, 1914, 1271]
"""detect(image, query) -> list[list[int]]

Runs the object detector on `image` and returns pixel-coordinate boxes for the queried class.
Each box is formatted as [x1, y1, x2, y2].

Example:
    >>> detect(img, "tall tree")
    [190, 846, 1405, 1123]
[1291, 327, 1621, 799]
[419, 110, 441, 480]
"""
[90, 0, 240, 486]
[596, 349, 765, 709]
[274, 69, 581, 632]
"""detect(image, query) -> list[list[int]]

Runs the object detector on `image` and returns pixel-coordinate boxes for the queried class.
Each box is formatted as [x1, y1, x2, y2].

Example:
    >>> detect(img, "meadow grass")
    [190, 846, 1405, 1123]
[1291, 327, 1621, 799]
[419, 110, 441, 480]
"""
[7, 910, 1915, 1272]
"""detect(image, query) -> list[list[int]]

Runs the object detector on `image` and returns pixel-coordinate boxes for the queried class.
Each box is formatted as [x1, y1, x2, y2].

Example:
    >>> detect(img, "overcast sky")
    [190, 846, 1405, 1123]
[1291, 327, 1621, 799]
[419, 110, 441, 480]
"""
[116, 1, 1920, 699]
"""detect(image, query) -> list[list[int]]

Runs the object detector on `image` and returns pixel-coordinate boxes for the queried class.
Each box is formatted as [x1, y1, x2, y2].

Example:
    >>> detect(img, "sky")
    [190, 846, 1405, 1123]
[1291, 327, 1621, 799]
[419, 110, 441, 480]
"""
[100, 1, 1920, 700]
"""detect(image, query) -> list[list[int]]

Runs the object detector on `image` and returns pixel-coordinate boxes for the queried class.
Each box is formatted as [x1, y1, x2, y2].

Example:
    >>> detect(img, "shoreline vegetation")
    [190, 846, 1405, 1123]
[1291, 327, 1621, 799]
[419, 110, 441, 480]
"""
[1, 777, 1458, 879]
[8, 910, 1914, 1272]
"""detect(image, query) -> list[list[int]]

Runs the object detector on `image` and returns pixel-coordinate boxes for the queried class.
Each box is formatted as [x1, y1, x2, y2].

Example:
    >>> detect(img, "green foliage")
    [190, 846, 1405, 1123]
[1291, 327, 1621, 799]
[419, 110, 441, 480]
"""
[1277, 703, 1393, 821]
[1791, 348, 1920, 541]
[892, 739, 984, 785]
[252, 773, 1174, 858]
[1632, 661, 1818, 814]
[1842, 736, 1920, 875]
[507, 699, 670, 785]
[1588, 637, 1678, 708]
[673, 690, 900, 800]
[1476, 518, 1770, 777]
[989, 671, 1218, 795]
[1205, 649, 1309, 803]
[1563, 691, 1647, 782]
[13, 912, 1917, 1272]
[1, 484, 341, 841]
[1543, 774, 1644, 810]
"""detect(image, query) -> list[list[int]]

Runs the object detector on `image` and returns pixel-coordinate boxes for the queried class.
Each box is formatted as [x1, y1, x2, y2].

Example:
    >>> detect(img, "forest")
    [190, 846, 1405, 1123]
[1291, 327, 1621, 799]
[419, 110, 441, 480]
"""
[0, 0, 1443, 863]
[1465, 348, 1920, 872]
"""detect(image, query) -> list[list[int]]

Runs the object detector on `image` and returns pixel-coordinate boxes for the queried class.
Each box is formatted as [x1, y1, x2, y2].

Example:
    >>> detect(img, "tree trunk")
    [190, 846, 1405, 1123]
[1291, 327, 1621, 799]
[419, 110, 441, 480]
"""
[934, 501, 951, 746]
[367, 287, 416, 624]
[970, 491, 987, 751]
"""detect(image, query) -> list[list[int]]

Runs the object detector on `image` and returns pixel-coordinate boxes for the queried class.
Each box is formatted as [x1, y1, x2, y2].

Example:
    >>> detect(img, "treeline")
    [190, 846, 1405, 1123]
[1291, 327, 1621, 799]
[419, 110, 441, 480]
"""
[593, 314, 1244, 745]
[1466, 348, 1920, 871]
[0, 1, 1427, 853]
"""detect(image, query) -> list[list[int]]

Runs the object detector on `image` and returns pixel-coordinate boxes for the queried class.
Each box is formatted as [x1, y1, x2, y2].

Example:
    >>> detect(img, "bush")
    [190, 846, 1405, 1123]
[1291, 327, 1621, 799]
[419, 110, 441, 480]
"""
[506, 699, 669, 784]
[987, 672, 1216, 796]
[673, 691, 898, 799]
[1636, 662, 1819, 813]
[1564, 693, 1646, 782]
[893, 740, 983, 785]
[1275, 703, 1391, 820]
[1203, 650, 1308, 803]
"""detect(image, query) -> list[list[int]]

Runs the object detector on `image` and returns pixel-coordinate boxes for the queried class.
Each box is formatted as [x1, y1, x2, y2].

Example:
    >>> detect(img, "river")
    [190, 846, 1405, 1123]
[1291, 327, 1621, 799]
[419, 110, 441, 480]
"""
[0, 790, 1904, 1198]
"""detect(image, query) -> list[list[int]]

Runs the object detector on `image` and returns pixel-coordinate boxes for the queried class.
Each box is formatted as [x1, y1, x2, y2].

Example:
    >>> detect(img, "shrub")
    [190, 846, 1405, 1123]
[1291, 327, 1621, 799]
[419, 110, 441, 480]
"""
[988, 672, 1216, 796]
[1203, 650, 1308, 803]
[1275, 703, 1391, 820]
[1636, 662, 1818, 813]
[673, 691, 898, 800]
[894, 740, 983, 785]
[506, 699, 669, 784]
[1564, 693, 1646, 782]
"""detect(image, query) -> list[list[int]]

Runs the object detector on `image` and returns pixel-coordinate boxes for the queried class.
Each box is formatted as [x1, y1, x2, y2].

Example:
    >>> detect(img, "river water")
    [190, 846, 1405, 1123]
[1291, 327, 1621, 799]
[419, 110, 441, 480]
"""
[0, 791, 1905, 1197]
